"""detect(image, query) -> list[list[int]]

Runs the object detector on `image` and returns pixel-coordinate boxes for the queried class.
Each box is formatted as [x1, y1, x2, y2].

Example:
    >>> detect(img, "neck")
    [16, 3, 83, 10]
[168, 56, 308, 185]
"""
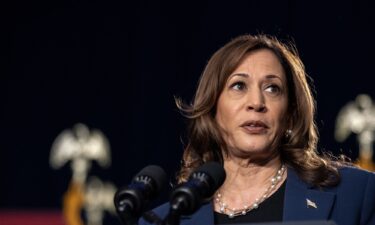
[213, 155, 286, 215]
[223, 155, 282, 189]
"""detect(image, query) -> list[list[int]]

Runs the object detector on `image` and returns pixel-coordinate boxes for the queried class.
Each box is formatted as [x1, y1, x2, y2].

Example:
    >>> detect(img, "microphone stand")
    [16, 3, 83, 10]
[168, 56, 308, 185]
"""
[141, 196, 185, 225]
[162, 195, 187, 225]
[163, 209, 181, 225]
[116, 204, 139, 225]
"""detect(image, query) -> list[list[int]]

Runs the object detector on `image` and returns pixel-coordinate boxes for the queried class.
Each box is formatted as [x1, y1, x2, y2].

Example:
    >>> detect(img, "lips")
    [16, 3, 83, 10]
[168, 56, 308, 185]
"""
[240, 120, 269, 134]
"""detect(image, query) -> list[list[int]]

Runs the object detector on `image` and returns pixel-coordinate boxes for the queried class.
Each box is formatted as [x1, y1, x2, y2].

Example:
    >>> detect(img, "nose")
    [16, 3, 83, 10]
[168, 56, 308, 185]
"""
[246, 89, 266, 112]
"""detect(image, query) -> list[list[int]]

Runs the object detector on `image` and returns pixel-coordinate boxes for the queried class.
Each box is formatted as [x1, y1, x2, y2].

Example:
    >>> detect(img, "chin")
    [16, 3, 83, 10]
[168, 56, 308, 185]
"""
[241, 139, 271, 151]
[242, 147, 269, 154]
[236, 140, 276, 155]
[230, 144, 269, 156]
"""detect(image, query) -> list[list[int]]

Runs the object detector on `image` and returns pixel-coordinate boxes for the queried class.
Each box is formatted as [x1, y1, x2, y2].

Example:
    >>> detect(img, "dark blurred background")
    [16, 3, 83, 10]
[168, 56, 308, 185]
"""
[1, 0, 375, 224]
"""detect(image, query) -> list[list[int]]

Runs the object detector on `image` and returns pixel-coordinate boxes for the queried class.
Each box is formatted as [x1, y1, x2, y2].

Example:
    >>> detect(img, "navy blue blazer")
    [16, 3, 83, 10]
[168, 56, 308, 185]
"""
[139, 166, 375, 225]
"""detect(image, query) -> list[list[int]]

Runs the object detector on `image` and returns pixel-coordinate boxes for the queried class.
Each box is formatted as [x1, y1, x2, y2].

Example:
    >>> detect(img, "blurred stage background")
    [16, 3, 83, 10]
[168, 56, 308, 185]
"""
[1, 1, 375, 224]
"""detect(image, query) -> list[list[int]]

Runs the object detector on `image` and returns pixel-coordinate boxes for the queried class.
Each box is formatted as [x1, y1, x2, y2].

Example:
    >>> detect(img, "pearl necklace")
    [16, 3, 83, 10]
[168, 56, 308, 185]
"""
[215, 164, 286, 218]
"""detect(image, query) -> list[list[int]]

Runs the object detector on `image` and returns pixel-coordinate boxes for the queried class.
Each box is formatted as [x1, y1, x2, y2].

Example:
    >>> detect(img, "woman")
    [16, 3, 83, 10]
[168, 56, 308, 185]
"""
[140, 34, 375, 225]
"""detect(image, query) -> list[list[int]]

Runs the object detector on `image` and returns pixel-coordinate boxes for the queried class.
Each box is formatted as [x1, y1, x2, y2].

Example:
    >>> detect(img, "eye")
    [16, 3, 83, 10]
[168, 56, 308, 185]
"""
[265, 84, 281, 94]
[230, 81, 246, 91]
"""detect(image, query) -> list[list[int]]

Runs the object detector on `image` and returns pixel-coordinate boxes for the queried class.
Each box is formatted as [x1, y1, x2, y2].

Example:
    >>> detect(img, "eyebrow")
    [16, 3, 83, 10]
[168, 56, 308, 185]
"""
[230, 73, 283, 81]
[230, 73, 249, 78]
[264, 74, 283, 81]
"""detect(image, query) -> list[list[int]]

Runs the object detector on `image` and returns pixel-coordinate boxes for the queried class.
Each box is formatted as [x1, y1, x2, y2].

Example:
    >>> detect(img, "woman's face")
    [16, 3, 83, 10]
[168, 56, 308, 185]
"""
[215, 48, 288, 158]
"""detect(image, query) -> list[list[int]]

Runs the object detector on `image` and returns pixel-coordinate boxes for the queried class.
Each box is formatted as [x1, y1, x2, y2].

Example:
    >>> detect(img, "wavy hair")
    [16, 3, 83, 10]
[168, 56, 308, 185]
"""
[176, 34, 340, 187]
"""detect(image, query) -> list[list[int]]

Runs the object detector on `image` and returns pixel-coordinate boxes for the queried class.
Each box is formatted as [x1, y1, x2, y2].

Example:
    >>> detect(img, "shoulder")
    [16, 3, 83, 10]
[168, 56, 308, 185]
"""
[335, 166, 375, 224]
[334, 166, 375, 202]
[337, 165, 375, 187]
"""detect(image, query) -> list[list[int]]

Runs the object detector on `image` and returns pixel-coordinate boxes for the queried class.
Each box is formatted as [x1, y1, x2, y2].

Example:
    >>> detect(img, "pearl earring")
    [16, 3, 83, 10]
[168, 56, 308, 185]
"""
[285, 129, 292, 138]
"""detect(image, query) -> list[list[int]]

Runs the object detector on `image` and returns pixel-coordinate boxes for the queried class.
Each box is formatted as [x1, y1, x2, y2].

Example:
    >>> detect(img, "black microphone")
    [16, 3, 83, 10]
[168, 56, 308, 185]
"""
[114, 165, 167, 225]
[168, 162, 226, 216]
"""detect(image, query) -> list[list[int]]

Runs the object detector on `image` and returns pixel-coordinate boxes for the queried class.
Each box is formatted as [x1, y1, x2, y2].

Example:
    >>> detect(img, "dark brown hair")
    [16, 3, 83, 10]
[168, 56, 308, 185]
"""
[176, 34, 340, 187]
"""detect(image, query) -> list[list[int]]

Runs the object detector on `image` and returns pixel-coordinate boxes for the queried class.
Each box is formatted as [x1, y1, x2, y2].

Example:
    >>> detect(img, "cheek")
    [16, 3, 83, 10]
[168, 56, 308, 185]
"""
[269, 100, 288, 123]
[215, 98, 230, 128]
[215, 103, 240, 137]
[275, 104, 288, 128]
[215, 107, 229, 130]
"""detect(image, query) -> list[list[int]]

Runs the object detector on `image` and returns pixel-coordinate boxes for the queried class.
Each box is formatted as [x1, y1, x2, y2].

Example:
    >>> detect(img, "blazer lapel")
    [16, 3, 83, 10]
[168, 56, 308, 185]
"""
[180, 202, 214, 225]
[283, 168, 336, 221]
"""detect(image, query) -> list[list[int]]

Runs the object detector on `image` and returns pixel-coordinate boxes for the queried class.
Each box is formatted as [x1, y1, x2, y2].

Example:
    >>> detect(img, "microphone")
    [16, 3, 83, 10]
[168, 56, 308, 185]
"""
[114, 165, 167, 225]
[169, 161, 226, 216]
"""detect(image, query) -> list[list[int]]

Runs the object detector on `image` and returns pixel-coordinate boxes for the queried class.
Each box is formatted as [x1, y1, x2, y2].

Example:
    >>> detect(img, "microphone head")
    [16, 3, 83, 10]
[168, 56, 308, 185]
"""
[190, 161, 226, 192]
[168, 161, 226, 215]
[134, 165, 167, 194]
[114, 165, 167, 219]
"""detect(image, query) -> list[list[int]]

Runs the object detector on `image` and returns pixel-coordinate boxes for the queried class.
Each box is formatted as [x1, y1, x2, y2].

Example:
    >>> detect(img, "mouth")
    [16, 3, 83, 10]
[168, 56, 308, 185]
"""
[240, 120, 269, 134]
